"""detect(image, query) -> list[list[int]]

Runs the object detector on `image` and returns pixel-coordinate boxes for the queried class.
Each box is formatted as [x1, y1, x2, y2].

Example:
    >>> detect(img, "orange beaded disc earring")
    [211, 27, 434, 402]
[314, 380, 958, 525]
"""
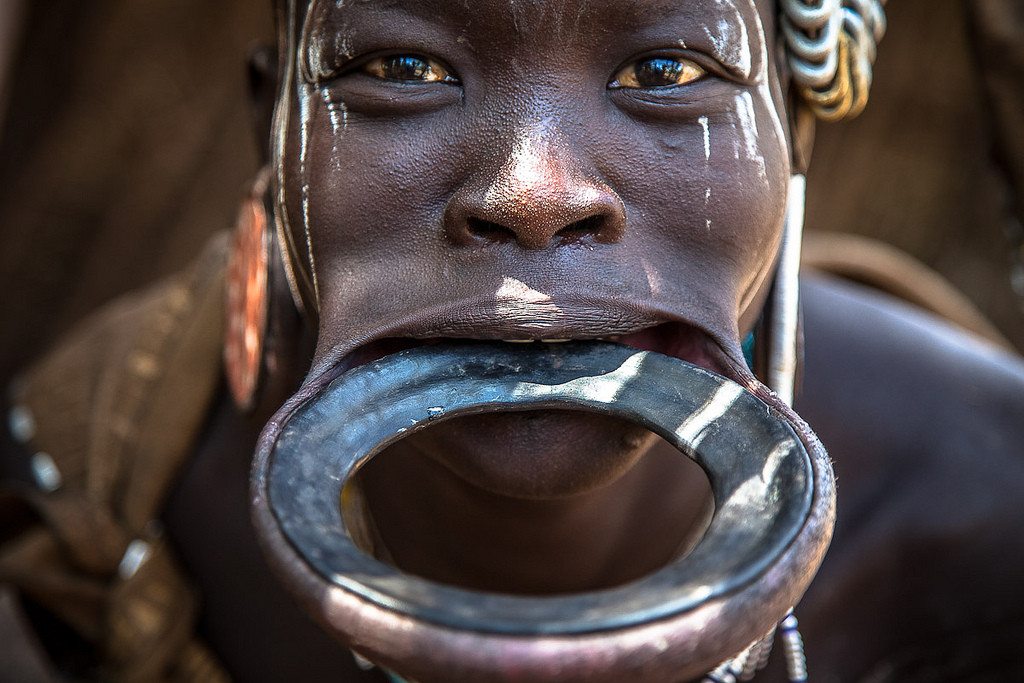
[225, 169, 272, 411]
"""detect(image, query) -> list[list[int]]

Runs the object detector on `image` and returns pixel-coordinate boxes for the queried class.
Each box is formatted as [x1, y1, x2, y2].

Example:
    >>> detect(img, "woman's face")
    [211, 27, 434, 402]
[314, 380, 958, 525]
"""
[274, 0, 790, 498]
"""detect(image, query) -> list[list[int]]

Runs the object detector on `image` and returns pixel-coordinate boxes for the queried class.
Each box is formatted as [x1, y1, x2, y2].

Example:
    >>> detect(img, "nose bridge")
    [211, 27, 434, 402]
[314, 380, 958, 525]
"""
[488, 124, 574, 207]
[446, 119, 625, 249]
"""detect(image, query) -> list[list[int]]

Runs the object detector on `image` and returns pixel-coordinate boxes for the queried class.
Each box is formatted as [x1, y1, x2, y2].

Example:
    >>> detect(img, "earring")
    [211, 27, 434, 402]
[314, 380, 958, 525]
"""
[766, 174, 806, 407]
[225, 169, 272, 411]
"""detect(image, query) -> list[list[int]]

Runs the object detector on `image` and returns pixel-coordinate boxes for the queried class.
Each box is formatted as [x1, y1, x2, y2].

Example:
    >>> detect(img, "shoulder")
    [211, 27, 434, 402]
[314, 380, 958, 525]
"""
[798, 272, 1024, 461]
[794, 273, 1024, 680]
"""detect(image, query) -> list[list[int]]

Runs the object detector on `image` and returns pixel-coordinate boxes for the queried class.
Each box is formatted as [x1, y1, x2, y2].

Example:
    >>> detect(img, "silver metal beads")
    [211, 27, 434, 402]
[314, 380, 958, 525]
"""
[781, 0, 888, 121]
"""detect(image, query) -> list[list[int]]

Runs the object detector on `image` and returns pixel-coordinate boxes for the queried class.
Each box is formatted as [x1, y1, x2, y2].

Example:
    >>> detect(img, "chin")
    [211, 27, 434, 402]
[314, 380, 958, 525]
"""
[399, 409, 659, 500]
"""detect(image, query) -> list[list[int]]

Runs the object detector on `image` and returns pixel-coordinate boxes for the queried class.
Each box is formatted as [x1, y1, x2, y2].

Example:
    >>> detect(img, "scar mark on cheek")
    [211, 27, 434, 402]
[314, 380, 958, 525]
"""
[321, 90, 348, 135]
[705, 187, 712, 231]
[320, 91, 347, 173]
[698, 115, 711, 161]
[698, 116, 712, 231]
[733, 92, 766, 181]
[739, 0, 787, 179]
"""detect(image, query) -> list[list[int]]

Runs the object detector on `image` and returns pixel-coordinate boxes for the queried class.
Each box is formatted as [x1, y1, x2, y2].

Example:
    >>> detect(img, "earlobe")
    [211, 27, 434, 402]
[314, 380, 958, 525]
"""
[248, 44, 280, 165]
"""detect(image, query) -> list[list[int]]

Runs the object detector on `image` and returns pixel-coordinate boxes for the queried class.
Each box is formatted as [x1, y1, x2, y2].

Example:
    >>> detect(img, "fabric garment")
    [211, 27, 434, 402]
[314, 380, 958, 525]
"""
[0, 236, 229, 681]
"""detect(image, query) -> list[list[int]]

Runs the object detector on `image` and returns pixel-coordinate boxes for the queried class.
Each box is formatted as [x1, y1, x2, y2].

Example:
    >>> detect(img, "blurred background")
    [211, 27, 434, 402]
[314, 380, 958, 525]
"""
[0, 0, 1021, 390]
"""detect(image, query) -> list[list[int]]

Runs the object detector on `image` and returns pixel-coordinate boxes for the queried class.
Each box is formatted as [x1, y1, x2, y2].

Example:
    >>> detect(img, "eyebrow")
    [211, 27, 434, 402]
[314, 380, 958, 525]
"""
[306, 0, 762, 80]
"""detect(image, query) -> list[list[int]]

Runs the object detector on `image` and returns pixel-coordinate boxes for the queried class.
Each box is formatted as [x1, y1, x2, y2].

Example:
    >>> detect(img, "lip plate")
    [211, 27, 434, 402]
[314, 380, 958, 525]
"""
[262, 340, 814, 635]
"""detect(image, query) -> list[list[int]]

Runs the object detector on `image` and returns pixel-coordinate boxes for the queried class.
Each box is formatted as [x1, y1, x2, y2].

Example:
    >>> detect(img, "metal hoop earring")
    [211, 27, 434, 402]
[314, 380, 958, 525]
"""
[767, 174, 806, 407]
[225, 168, 272, 411]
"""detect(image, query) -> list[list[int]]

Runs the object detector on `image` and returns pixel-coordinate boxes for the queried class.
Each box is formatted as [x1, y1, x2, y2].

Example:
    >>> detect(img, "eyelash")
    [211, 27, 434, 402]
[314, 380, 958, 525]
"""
[609, 56, 707, 90]
[360, 55, 460, 84]
[314, 51, 718, 98]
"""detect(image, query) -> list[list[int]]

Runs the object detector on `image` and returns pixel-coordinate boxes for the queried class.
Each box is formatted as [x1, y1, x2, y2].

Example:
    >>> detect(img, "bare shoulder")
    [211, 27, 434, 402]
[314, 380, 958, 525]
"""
[798, 272, 1024, 462]
[793, 273, 1024, 681]
[797, 271, 1024, 523]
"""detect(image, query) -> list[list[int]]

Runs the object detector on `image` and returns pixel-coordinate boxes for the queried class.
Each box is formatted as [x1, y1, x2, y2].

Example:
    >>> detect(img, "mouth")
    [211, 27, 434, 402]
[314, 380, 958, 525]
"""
[291, 316, 750, 511]
[313, 318, 749, 399]
[278, 302, 756, 502]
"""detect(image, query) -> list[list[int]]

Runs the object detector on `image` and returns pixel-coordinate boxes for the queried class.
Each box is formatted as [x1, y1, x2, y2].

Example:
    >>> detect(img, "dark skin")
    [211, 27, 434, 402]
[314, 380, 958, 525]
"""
[271, 0, 786, 589]
[159, 0, 1024, 681]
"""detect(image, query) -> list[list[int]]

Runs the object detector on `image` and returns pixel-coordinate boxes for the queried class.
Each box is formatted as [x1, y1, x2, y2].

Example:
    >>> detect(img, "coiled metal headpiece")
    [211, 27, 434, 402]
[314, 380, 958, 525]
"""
[781, 0, 888, 121]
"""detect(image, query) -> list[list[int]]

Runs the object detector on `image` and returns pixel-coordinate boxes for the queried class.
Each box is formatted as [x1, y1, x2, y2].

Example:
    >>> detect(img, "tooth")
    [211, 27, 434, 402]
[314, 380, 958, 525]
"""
[541, 339, 570, 343]
[503, 339, 534, 344]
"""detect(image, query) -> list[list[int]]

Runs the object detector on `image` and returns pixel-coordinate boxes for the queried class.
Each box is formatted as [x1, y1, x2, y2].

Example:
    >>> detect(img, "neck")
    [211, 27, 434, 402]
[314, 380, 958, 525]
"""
[357, 437, 713, 594]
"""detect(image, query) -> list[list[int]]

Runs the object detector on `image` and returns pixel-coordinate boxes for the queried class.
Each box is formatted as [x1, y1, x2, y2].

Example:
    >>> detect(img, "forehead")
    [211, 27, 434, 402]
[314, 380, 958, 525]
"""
[299, 0, 769, 79]
[307, 0, 759, 21]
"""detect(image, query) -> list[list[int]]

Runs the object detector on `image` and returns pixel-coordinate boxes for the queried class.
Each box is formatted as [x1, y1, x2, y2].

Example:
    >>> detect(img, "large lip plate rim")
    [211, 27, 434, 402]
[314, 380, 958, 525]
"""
[261, 341, 814, 636]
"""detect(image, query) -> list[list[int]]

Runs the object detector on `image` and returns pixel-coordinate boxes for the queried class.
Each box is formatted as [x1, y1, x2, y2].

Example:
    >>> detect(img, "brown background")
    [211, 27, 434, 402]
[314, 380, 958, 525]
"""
[0, 0, 1021, 388]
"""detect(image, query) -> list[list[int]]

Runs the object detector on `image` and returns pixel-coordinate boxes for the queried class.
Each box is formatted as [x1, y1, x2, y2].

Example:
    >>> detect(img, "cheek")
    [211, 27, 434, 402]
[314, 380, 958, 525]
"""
[605, 88, 788, 308]
[305, 110, 452, 259]
[281, 94, 482, 343]
[281, 94, 458, 299]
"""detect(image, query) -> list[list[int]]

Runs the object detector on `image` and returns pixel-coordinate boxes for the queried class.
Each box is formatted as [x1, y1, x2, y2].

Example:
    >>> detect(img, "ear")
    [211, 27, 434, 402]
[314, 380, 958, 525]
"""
[247, 44, 279, 166]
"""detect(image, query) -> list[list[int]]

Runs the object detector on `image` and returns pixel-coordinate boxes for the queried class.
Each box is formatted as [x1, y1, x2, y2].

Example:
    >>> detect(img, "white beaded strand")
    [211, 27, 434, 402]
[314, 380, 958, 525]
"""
[780, 0, 887, 120]
[780, 611, 809, 682]
[739, 630, 776, 681]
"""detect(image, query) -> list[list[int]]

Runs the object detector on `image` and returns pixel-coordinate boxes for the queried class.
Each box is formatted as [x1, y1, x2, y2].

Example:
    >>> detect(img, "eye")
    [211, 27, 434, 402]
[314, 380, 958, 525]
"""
[363, 54, 458, 84]
[610, 56, 705, 89]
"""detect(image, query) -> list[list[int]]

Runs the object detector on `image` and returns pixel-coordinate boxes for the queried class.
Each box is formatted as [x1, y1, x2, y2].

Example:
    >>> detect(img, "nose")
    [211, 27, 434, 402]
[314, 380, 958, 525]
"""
[444, 133, 625, 249]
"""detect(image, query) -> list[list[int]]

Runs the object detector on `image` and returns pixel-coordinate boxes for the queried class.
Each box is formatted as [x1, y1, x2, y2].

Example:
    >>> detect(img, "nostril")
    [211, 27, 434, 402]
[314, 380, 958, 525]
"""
[555, 215, 607, 244]
[467, 217, 518, 244]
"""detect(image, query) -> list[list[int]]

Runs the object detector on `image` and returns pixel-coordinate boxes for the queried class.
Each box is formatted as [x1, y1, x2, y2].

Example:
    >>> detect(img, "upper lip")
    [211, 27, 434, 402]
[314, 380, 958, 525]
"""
[302, 295, 750, 393]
